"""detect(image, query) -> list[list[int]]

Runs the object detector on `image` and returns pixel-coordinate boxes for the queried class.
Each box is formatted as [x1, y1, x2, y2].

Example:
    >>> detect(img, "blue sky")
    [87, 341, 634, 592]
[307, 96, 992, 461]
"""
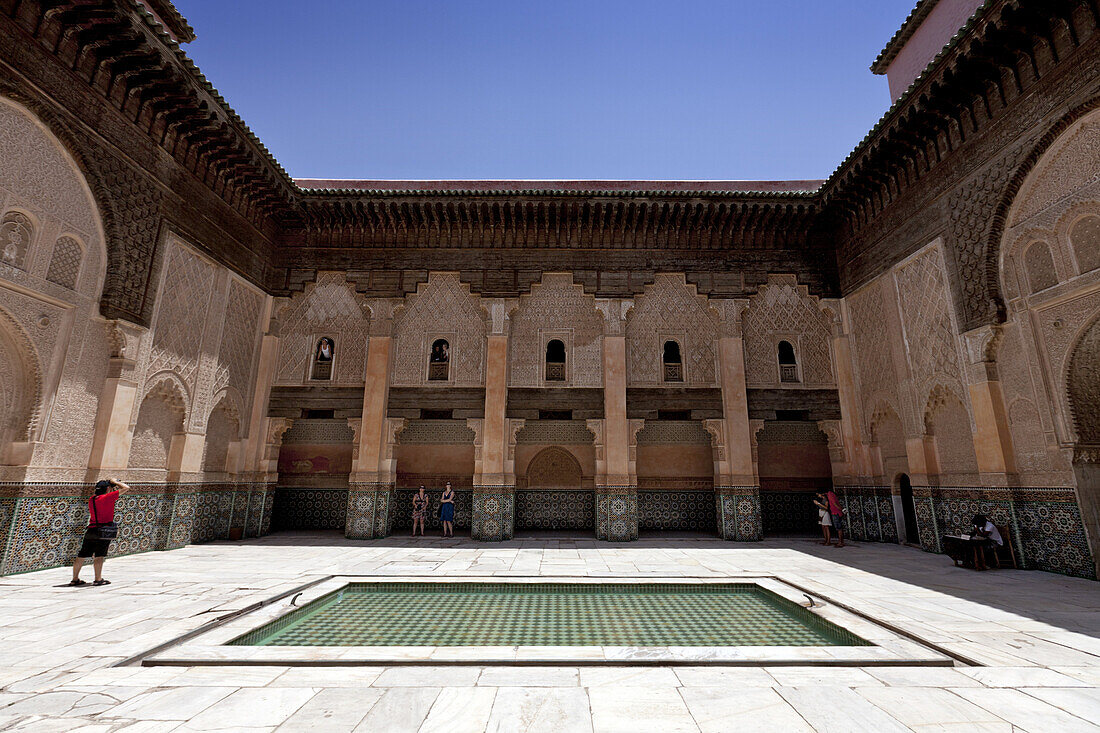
[175, 1, 917, 181]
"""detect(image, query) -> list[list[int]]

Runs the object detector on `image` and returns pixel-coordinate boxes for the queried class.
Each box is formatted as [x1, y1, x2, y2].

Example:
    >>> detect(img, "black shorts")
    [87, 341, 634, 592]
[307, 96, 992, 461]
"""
[77, 530, 111, 558]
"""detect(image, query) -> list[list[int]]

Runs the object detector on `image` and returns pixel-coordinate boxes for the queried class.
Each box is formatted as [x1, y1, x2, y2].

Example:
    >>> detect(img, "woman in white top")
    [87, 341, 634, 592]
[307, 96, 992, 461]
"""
[813, 493, 833, 546]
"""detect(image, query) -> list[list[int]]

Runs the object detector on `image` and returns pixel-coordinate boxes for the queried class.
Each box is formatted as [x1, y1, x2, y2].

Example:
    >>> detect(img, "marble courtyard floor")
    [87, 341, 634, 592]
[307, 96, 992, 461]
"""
[1, 534, 1099, 732]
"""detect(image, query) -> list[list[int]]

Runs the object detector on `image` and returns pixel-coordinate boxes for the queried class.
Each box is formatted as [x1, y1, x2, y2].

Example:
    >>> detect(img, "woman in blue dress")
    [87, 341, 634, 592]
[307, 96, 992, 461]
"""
[439, 482, 455, 537]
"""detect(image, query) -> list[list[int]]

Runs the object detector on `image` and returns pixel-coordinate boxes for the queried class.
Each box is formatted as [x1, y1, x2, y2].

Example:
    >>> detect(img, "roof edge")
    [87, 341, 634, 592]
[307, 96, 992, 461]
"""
[294, 179, 826, 196]
[871, 0, 941, 74]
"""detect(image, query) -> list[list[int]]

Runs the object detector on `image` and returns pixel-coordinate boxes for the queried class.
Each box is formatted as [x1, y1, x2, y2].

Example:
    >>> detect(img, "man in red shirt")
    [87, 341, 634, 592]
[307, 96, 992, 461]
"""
[69, 478, 128, 586]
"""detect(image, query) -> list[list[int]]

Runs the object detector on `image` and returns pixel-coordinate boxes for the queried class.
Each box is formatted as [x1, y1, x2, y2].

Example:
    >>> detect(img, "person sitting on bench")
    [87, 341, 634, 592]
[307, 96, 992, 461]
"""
[968, 514, 1003, 570]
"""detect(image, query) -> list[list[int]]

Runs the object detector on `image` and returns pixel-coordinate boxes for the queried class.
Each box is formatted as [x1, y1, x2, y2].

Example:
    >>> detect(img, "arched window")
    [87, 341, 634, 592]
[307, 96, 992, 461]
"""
[310, 337, 335, 380]
[1024, 241, 1058, 293]
[778, 340, 799, 383]
[1071, 215, 1100, 274]
[662, 340, 683, 382]
[0, 212, 33, 270]
[428, 338, 450, 381]
[46, 236, 83, 289]
[545, 339, 566, 382]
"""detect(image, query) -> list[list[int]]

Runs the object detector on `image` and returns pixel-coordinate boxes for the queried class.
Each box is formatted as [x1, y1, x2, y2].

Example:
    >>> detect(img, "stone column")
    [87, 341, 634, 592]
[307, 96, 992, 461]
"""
[827, 301, 872, 484]
[242, 301, 279, 478]
[714, 300, 755, 485]
[166, 432, 205, 481]
[471, 300, 517, 541]
[347, 300, 399, 539]
[87, 320, 145, 475]
[594, 299, 637, 542]
[962, 325, 1017, 485]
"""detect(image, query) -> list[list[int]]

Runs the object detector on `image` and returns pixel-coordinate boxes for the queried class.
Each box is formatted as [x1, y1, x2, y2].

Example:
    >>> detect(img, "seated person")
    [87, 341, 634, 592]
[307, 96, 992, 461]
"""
[968, 514, 1004, 570]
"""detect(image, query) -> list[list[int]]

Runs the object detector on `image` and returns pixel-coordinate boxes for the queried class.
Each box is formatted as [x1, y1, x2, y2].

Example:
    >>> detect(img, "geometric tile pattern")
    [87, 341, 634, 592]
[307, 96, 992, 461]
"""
[231, 583, 871, 648]
[514, 489, 595, 531]
[638, 490, 717, 533]
[270, 488, 348, 531]
[834, 486, 898, 544]
[471, 490, 515, 542]
[392, 488, 472, 532]
[912, 485, 1095, 579]
[595, 488, 639, 542]
[0, 483, 273, 576]
[715, 486, 763, 541]
[345, 485, 392, 539]
[760, 490, 821, 536]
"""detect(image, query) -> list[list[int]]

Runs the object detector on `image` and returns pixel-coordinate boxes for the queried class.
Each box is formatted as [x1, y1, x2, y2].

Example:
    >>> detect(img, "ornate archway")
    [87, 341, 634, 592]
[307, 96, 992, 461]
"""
[1069, 315, 1100, 578]
[516, 446, 592, 532]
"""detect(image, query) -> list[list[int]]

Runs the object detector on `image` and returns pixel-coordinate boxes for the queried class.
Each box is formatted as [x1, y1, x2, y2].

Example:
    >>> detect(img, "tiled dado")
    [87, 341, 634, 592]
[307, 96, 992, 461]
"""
[912, 486, 1095, 579]
[345, 484, 392, 539]
[0, 483, 274, 576]
[471, 488, 515, 542]
[514, 489, 595, 531]
[595, 487, 639, 542]
[270, 487, 348, 531]
[715, 487, 763, 541]
[638, 490, 717, 533]
[833, 486, 899, 544]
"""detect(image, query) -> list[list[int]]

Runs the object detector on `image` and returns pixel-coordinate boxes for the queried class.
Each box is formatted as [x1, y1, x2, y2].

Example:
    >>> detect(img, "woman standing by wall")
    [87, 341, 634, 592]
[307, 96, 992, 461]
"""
[440, 482, 455, 537]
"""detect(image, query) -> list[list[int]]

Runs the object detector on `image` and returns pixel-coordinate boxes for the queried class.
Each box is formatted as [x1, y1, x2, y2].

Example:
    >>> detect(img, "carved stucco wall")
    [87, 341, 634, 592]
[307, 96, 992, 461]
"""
[996, 107, 1100, 481]
[0, 96, 111, 473]
[743, 275, 834, 388]
[274, 272, 370, 386]
[129, 236, 267, 456]
[846, 241, 976, 482]
[391, 273, 485, 387]
[625, 274, 718, 387]
[509, 273, 603, 387]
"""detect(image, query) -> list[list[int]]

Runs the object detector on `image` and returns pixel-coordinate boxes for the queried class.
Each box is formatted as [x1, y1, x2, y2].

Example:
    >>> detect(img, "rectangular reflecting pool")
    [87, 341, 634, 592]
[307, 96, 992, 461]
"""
[229, 582, 871, 647]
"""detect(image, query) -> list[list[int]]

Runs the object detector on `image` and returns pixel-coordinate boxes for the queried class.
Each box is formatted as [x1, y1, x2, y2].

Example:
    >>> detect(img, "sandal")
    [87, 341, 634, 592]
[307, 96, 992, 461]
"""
[66, 579, 87, 587]
[92, 579, 111, 586]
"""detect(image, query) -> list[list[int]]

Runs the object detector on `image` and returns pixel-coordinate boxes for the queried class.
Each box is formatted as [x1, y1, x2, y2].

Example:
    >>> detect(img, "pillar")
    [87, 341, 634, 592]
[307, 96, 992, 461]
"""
[87, 320, 145, 475]
[962, 325, 1017, 485]
[827, 301, 873, 484]
[471, 299, 518, 541]
[715, 300, 755, 485]
[242, 301, 279, 478]
[347, 300, 398, 539]
[594, 299, 637, 541]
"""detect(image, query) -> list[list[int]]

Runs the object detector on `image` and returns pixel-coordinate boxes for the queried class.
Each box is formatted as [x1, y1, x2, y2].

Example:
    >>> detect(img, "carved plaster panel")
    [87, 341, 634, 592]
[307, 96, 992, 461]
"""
[509, 273, 603, 387]
[743, 275, 833, 387]
[391, 273, 485, 387]
[273, 272, 371, 385]
[625, 274, 718, 386]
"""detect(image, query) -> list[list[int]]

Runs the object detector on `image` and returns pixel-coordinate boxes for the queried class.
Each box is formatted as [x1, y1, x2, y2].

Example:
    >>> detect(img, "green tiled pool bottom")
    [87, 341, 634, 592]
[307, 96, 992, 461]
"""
[229, 583, 871, 647]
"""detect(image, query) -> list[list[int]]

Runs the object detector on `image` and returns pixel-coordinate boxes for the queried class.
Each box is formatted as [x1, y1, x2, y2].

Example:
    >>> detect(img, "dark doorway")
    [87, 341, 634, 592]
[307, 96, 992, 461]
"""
[898, 473, 919, 544]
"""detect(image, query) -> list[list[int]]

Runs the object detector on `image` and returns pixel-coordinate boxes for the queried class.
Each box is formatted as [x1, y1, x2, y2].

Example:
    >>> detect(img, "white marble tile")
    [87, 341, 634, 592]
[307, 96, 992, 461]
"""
[673, 667, 777, 687]
[275, 687, 380, 731]
[867, 666, 984, 687]
[477, 667, 580, 687]
[180, 688, 319, 730]
[765, 666, 884, 687]
[679, 687, 812, 732]
[419, 687, 497, 733]
[578, 667, 681, 688]
[1022, 687, 1100, 726]
[485, 687, 592, 732]
[857, 686, 1011, 729]
[371, 666, 481, 687]
[951, 687, 1100, 731]
[354, 687, 440, 731]
[959, 666, 1090, 688]
[587, 686, 698, 733]
[776, 686, 911, 732]
[268, 667, 384, 687]
[106, 687, 237, 721]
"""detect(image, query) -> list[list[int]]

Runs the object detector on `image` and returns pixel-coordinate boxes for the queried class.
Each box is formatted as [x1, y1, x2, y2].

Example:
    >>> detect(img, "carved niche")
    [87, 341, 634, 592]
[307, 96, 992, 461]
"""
[625, 274, 718, 386]
[525, 446, 583, 488]
[742, 275, 833, 387]
[391, 273, 485, 387]
[274, 272, 371, 385]
[509, 273, 603, 388]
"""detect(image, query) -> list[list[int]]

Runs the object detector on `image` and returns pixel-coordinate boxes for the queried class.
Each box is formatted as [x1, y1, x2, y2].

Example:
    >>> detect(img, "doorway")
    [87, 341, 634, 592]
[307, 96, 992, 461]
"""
[898, 473, 919, 544]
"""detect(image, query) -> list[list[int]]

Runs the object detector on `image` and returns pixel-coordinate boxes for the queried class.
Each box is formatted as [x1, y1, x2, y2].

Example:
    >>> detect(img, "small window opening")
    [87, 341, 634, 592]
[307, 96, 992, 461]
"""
[777, 340, 799, 383]
[775, 409, 809, 421]
[545, 339, 566, 381]
[420, 409, 454, 419]
[310, 337, 335, 380]
[662, 340, 683, 382]
[539, 409, 572, 420]
[428, 339, 450, 381]
[657, 409, 691, 421]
